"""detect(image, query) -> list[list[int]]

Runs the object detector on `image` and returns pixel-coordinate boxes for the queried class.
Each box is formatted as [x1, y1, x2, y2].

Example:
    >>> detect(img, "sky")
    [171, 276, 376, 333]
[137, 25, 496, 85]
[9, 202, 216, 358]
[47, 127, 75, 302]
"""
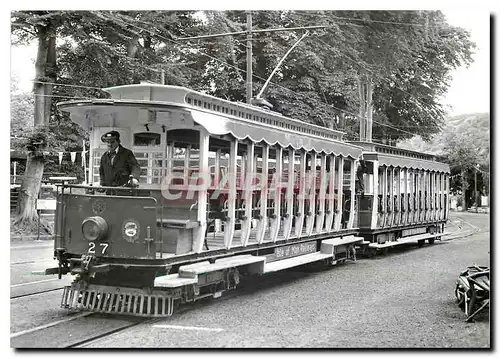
[9, 8, 492, 117]
[440, 11, 490, 115]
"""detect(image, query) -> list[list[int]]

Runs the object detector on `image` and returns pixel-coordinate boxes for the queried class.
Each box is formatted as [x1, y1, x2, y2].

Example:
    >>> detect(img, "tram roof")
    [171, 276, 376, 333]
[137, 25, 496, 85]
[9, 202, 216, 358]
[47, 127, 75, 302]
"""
[58, 84, 364, 159]
[352, 141, 450, 173]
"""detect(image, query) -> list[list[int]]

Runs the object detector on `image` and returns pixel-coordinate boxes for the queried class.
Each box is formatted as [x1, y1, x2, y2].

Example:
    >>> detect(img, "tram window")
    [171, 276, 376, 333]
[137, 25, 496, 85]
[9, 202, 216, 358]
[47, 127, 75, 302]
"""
[187, 97, 192, 104]
[133, 132, 161, 147]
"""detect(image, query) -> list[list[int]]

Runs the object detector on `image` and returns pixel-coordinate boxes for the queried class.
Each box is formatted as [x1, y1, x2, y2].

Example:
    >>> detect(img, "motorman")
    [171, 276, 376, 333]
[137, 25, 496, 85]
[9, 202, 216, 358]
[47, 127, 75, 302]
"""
[99, 130, 140, 187]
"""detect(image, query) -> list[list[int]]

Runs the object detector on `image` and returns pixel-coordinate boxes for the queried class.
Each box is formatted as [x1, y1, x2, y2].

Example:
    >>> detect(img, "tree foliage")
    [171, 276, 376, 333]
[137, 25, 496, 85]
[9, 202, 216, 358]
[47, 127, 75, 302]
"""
[10, 10, 477, 219]
[12, 10, 475, 143]
[398, 112, 489, 208]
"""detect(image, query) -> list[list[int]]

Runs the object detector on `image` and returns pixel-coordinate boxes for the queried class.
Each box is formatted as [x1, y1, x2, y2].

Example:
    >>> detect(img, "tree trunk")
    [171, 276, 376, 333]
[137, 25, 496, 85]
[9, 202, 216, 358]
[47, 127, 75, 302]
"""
[127, 35, 139, 57]
[338, 112, 345, 131]
[15, 154, 44, 223]
[15, 24, 52, 225]
[33, 26, 48, 127]
[44, 36, 56, 119]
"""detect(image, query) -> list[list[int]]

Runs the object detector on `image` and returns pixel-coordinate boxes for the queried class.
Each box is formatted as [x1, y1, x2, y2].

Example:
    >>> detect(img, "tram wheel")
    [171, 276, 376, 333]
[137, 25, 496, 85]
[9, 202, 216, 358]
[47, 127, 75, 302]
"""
[417, 239, 425, 247]
[428, 237, 435, 245]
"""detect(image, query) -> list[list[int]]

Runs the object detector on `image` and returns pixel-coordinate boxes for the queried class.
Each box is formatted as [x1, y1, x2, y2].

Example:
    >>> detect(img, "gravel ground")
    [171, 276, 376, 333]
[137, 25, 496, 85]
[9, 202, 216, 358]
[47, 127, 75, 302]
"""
[83, 225, 490, 348]
[12, 211, 489, 348]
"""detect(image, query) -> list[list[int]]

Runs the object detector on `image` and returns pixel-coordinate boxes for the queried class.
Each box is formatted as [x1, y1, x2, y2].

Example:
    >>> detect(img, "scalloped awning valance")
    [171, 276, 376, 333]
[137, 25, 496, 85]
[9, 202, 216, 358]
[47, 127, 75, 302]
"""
[58, 100, 364, 160]
[377, 153, 450, 173]
[189, 110, 363, 159]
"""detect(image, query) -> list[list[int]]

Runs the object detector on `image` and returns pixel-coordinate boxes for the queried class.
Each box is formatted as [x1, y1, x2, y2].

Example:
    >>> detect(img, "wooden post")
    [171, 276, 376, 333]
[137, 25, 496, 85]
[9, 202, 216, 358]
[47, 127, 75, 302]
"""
[256, 145, 269, 243]
[388, 167, 394, 227]
[283, 148, 295, 240]
[315, 154, 327, 233]
[224, 139, 238, 249]
[270, 146, 283, 242]
[347, 159, 357, 229]
[241, 142, 255, 246]
[294, 151, 306, 238]
[214, 149, 221, 188]
[325, 155, 336, 231]
[13, 161, 17, 184]
[305, 152, 317, 236]
[402, 168, 408, 225]
[334, 156, 344, 230]
[193, 131, 209, 253]
[440, 172, 444, 220]
[380, 166, 387, 228]
[395, 167, 401, 226]
[370, 161, 379, 230]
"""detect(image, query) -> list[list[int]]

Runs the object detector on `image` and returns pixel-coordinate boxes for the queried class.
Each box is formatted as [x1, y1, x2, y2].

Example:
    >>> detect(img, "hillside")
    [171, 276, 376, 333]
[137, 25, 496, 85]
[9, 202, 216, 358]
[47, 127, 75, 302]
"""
[397, 112, 490, 156]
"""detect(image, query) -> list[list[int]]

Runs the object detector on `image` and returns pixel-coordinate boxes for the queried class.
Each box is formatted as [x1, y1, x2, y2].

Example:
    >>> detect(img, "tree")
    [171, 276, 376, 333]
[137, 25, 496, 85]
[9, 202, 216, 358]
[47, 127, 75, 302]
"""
[184, 11, 474, 142]
[10, 76, 34, 150]
[10, 10, 477, 224]
[441, 113, 489, 210]
[11, 10, 207, 226]
[11, 11, 63, 226]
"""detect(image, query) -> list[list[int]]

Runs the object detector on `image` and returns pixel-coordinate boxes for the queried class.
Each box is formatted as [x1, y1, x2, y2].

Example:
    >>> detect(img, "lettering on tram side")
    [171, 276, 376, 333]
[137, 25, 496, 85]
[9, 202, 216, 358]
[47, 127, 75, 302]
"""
[269, 241, 317, 261]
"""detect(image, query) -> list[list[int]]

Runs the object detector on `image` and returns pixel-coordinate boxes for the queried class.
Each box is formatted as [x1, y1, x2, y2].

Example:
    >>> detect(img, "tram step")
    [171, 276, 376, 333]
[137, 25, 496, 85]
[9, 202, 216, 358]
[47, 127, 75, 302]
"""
[320, 235, 365, 255]
[154, 273, 198, 288]
[368, 232, 451, 249]
[178, 254, 266, 278]
[263, 252, 333, 274]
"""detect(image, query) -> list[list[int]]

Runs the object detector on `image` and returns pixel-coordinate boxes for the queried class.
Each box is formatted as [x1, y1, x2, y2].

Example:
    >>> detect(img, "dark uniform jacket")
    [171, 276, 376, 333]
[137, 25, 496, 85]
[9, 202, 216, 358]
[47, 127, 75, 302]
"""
[99, 145, 141, 187]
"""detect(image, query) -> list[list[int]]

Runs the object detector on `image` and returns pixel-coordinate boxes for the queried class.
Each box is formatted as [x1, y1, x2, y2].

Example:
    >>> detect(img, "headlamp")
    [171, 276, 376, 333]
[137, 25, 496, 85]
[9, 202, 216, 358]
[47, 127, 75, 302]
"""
[82, 216, 108, 241]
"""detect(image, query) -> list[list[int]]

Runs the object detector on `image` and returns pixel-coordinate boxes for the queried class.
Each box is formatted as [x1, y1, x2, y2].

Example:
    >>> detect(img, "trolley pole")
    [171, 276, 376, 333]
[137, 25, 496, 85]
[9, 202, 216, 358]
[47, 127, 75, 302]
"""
[246, 11, 253, 104]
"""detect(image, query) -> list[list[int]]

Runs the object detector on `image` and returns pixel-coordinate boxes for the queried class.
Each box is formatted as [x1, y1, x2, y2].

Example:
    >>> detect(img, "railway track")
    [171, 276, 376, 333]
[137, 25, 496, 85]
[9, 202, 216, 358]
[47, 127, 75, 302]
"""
[10, 218, 488, 348]
[11, 287, 64, 299]
[11, 260, 326, 348]
[67, 266, 327, 347]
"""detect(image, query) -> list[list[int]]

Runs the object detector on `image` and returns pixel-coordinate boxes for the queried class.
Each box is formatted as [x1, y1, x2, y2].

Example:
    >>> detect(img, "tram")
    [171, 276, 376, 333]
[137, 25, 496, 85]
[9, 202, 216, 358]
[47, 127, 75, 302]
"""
[43, 84, 450, 317]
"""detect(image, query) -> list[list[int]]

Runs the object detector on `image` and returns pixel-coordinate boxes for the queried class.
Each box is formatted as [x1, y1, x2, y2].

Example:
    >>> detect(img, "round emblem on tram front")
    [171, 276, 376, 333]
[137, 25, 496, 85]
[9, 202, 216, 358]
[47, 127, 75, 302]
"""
[92, 199, 106, 215]
[122, 219, 140, 243]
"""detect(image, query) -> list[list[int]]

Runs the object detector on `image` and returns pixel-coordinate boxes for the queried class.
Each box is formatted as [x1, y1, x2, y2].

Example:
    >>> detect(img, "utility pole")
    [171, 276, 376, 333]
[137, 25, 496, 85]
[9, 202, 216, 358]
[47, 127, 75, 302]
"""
[358, 77, 373, 142]
[475, 164, 479, 212]
[246, 11, 253, 104]
[366, 80, 373, 142]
